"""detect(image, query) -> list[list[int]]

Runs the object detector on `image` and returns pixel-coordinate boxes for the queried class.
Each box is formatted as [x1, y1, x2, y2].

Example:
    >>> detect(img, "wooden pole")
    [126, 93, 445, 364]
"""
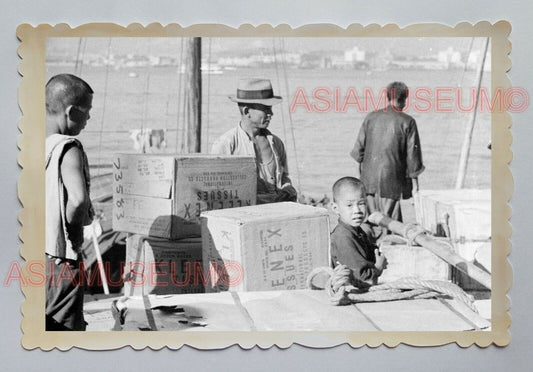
[184, 37, 202, 153]
[368, 212, 491, 290]
[90, 220, 110, 295]
[455, 37, 490, 189]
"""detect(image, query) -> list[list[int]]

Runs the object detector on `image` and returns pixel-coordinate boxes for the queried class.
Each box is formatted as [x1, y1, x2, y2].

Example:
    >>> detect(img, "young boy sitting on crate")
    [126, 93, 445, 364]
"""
[330, 177, 387, 285]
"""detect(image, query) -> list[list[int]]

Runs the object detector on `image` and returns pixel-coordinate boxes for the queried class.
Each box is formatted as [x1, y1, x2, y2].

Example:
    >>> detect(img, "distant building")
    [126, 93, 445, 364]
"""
[438, 47, 464, 69]
[344, 47, 366, 63]
[368, 50, 393, 71]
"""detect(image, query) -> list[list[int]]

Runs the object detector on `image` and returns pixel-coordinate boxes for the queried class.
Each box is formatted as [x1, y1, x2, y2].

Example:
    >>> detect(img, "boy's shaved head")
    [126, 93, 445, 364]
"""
[46, 74, 93, 115]
[332, 176, 366, 202]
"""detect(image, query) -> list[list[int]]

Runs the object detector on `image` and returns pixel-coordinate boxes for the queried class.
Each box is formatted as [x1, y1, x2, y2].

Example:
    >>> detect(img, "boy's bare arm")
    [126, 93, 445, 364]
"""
[60, 145, 92, 227]
[412, 177, 419, 193]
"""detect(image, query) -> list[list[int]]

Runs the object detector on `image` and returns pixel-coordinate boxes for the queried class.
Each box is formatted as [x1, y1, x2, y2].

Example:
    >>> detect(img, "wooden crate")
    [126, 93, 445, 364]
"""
[124, 234, 204, 296]
[414, 189, 490, 236]
[414, 189, 491, 290]
[378, 243, 450, 283]
[112, 153, 256, 239]
[201, 202, 331, 292]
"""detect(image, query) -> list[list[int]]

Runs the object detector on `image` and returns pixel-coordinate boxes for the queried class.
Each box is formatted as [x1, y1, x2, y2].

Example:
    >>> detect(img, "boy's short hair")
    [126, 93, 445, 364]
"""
[332, 176, 366, 202]
[386, 81, 409, 102]
[46, 74, 93, 115]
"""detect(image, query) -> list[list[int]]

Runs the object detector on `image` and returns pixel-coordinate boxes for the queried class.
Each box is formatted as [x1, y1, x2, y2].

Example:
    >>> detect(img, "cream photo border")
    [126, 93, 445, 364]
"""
[17, 22, 512, 350]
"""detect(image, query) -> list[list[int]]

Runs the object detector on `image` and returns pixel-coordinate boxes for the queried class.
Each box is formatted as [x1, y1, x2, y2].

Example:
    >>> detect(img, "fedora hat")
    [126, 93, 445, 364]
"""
[228, 78, 282, 106]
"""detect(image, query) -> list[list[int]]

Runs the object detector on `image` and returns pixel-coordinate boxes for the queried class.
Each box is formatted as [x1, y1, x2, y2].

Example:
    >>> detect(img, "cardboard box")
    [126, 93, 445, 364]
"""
[112, 154, 256, 239]
[123, 234, 204, 296]
[201, 202, 331, 292]
[414, 189, 490, 237]
[378, 243, 450, 284]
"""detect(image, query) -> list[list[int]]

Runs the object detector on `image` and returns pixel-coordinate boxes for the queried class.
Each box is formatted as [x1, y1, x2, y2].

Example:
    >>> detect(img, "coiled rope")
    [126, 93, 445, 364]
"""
[307, 265, 476, 313]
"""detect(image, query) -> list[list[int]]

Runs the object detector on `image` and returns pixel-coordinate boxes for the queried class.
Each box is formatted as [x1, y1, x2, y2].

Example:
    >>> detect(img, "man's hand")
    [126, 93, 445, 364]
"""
[276, 184, 297, 202]
[412, 177, 419, 194]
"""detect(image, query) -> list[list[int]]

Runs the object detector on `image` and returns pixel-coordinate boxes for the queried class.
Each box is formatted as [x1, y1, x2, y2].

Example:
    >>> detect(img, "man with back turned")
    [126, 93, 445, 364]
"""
[351, 81, 424, 229]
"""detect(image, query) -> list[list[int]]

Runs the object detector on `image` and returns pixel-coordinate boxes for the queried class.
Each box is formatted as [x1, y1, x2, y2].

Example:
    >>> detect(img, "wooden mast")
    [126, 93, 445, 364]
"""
[183, 37, 202, 153]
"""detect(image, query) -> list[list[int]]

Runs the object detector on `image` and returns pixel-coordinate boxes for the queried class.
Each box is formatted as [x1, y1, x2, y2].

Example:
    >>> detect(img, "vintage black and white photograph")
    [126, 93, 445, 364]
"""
[18, 23, 512, 348]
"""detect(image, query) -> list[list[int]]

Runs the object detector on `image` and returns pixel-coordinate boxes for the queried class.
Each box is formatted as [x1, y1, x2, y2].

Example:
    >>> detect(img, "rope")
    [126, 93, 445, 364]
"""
[74, 37, 83, 75]
[403, 223, 428, 246]
[163, 39, 173, 138]
[307, 264, 476, 312]
[272, 39, 290, 152]
[140, 40, 154, 153]
[377, 234, 409, 247]
[73, 37, 87, 77]
[96, 38, 113, 177]
[280, 38, 302, 190]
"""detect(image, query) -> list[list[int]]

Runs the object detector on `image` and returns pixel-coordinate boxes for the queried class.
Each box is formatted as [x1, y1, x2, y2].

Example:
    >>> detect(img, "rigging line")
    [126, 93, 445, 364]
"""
[74, 38, 83, 75]
[96, 38, 113, 177]
[459, 37, 475, 88]
[163, 40, 172, 137]
[272, 38, 289, 147]
[455, 37, 490, 189]
[280, 38, 302, 190]
[78, 38, 88, 77]
[440, 37, 475, 169]
[140, 39, 154, 153]
[205, 37, 212, 152]
[85, 128, 183, 134]
[175, 38, 185, 153]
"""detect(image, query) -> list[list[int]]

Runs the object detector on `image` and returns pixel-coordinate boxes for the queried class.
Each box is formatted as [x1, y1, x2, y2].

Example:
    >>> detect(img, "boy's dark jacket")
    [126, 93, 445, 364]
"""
[330, 220, 379, 282]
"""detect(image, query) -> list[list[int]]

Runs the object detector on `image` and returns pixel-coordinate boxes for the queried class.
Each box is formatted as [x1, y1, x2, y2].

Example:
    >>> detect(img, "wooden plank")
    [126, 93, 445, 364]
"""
[114, 290, 489, 332]
[237, 290, 378, 331]
[119, 292, 253, 331]
[414, 189, 490, 235]
[355, 299, 485, 331]
[440, 298, 491, 330]
[378, 244, 450, 282]
[83, 294, 121, 331]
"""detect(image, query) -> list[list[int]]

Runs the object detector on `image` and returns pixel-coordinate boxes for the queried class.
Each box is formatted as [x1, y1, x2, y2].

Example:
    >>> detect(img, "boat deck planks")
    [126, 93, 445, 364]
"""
[237, 290, 377, 331]
[110, 289, 490, 332]
[122, 292, 254, 331]
[354, 299, 489, 331]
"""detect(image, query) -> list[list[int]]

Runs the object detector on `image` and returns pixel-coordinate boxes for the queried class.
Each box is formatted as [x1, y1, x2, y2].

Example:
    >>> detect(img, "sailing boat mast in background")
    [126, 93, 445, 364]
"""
[183, 37, 202, 153]
[455, 37, 490, 189]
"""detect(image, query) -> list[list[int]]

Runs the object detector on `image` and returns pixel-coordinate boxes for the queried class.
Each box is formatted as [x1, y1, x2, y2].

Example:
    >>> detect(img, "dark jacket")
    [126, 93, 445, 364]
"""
[330, 220, 379, 282]
[351, 107, 425, 199]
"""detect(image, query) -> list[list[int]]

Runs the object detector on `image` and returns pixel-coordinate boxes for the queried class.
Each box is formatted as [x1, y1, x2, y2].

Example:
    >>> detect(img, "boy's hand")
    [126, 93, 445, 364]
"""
[374, 249, 388, 274]
[412, 177, 419, 194]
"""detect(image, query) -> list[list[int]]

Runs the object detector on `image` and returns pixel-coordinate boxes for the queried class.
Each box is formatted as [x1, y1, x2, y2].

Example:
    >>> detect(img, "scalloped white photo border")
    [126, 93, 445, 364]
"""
[17, 22, 512, 350]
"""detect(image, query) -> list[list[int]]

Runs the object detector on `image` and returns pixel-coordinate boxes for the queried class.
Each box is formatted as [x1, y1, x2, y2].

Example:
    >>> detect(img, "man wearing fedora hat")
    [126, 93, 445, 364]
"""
[211, 78, 297, 204]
